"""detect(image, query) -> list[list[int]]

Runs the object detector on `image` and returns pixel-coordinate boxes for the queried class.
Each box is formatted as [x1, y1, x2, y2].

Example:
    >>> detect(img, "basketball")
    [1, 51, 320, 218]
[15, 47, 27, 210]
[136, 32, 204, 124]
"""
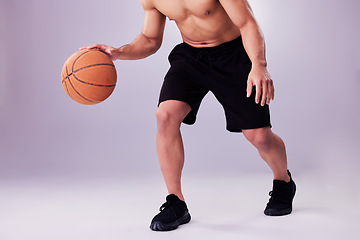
[61, 49, 117, 105]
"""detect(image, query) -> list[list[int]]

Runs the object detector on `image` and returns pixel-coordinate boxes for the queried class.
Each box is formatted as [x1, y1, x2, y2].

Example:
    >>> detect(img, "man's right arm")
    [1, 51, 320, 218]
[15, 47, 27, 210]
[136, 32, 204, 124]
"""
[82, 0, 166, 61]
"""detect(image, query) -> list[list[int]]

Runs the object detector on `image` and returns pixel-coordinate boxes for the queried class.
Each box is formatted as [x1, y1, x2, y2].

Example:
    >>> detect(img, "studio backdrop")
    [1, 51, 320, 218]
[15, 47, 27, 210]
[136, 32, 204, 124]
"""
[0, 0, 359, 182]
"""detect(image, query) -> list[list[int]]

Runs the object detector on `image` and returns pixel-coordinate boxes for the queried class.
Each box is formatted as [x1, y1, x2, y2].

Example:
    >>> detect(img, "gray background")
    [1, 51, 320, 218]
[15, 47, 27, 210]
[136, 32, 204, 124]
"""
[1, 0, 359, 183]
[1, 1, 360, 239]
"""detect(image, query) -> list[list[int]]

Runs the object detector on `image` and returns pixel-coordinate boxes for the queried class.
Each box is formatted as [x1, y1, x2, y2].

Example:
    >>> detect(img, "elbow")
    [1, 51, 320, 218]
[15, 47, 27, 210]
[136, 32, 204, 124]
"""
[238, 18, 262, 36]
[142, 33, 162, 55]
[148, 39, 162, 55]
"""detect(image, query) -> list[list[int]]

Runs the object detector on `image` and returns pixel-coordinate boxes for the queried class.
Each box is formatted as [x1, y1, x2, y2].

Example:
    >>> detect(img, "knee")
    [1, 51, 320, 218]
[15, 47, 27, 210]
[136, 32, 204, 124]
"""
[156, 108, 170, 126]
[156, 108, 181, 130]
[156, 101, 191, 134]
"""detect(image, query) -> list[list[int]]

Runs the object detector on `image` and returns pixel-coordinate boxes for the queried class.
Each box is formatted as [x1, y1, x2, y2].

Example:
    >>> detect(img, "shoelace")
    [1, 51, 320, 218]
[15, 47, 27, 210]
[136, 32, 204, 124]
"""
[159, 201, 171, 211]
[268, 181, 286, 199]
[268, 190, 276, 200]
[268, 185, 291, 203]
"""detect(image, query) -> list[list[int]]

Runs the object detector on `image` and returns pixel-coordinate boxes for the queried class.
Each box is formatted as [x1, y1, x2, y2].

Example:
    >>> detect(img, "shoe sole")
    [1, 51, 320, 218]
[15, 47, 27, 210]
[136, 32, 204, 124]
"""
[264, 207, 292, 216]
[150, 211, 191, 231]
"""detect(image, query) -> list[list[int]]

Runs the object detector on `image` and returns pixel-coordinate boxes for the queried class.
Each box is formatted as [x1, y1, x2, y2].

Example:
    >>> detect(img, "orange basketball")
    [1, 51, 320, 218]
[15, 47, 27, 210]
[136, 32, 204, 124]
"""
[61, 49, 117, 105]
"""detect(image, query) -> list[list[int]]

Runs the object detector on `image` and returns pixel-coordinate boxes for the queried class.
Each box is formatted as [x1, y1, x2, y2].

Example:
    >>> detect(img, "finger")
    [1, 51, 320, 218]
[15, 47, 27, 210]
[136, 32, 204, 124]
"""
[79, 45, 94, 50]
[261, 81, 268, 106]
[266, 80, 272, 105]
[246, 80, 253, 98]
[266, 80, 274, 104]
[79, 44, 102, 51]
[255, 83, 261, 104]
[265, 81, 272, 106]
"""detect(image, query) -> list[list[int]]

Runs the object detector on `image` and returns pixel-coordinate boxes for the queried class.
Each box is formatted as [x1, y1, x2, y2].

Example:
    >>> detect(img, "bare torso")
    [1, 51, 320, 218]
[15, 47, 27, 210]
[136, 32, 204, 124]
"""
[84, 1, 273, 104]
[151, 0, 241, 47]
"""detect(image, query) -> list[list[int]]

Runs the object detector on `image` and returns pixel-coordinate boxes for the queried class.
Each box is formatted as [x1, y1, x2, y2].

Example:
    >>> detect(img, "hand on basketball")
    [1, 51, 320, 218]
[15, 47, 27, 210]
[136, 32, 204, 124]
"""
[246, 66, 274, 106]
[80, 44, 119, 61]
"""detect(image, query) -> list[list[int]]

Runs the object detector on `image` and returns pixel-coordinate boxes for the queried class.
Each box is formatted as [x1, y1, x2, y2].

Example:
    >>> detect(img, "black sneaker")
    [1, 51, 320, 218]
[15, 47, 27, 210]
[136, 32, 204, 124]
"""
[264, 170, 296, 216]
[150, 194, 191, 231]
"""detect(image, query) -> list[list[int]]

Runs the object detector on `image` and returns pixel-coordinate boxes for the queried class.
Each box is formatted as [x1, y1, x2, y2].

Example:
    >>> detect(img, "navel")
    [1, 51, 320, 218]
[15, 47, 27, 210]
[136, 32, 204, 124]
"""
[204, 10, 211, 15]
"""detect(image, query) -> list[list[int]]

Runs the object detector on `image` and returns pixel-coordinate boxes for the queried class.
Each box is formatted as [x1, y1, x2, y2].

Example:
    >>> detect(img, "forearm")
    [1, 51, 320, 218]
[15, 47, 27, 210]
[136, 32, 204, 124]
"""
[115, 33, 162, 60]
[240, 20, 267, 68]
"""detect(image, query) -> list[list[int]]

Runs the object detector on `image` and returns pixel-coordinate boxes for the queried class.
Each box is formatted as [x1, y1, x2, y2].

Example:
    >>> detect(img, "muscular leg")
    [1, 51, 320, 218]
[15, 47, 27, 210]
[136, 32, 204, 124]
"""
[242, 127, 290, 182]
[156, 100, 191, 201]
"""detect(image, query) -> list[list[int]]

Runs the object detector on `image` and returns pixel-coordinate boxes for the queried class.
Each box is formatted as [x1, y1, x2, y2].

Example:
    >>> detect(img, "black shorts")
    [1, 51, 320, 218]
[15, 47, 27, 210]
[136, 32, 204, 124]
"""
[158, 36, 271, 132]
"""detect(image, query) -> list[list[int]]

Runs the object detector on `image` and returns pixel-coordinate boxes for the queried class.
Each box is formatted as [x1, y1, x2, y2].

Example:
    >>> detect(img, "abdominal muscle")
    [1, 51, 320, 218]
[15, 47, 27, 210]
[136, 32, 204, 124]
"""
[178, 22, 241, 48]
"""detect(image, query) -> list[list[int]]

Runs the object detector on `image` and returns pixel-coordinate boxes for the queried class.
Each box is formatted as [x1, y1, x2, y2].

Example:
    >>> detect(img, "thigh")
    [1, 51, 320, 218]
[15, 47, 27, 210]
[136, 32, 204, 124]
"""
[159, 44, 209, 125]
[210, 51, 271, 132]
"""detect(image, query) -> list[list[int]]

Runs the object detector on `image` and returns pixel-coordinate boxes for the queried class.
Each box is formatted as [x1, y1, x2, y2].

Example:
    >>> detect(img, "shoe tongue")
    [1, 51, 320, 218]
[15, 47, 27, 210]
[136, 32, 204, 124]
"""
[273, 179, 287, 188]
[166, 194, 181, 203]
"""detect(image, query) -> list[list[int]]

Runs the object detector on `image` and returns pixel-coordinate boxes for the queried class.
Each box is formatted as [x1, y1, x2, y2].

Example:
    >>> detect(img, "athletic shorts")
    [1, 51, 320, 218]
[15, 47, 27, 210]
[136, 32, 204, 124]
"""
[158, 36, 271, 132]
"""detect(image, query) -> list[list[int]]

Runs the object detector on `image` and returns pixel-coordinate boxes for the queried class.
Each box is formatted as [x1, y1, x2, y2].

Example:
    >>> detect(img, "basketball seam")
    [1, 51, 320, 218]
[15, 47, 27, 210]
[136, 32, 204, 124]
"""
[61, 68, 72, 84]
[65, 61, 96, 104]
[63, 65, 71, 98]
[61, 64, 70, 83]
[72, 64, 116, 87]
[74, 63, 115, 74]
[67, 75, 98, 104]
[71, 50, 116, 87]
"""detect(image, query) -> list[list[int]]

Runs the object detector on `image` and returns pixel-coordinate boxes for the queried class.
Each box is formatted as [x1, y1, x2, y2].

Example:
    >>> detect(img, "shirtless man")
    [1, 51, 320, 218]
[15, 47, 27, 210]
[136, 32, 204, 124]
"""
[83, 0, 296, 231]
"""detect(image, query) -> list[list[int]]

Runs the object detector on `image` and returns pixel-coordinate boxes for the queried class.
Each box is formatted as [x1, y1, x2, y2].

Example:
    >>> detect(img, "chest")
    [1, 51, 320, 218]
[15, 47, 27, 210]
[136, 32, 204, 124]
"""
[154, 0, 220, 21]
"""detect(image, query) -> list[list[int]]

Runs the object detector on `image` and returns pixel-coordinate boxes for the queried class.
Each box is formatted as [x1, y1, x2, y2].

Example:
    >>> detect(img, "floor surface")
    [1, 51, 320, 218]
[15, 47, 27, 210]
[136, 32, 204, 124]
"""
[1, 172, 359, 240]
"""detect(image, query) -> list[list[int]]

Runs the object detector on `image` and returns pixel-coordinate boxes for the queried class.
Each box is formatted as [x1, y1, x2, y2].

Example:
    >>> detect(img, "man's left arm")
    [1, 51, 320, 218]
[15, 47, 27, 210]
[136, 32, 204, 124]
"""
[219, 0, 274, 106]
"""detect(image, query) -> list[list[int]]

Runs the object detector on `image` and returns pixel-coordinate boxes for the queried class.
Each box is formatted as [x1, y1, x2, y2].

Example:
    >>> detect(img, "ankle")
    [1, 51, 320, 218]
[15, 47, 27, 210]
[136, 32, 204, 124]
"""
[274, 172, 291, 183]
[169, 192, 185, 202]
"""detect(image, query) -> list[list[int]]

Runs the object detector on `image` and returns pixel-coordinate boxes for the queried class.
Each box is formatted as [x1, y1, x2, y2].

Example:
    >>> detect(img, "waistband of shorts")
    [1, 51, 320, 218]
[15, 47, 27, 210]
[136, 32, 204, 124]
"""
[182, 35, 244, 56]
